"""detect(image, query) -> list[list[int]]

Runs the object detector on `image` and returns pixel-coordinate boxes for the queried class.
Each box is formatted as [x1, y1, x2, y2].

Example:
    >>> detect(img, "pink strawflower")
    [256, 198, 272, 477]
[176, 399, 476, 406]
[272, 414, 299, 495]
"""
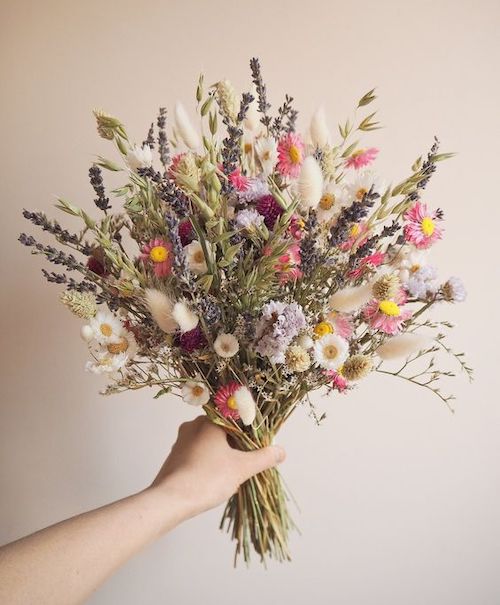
[214, 382, 241, 421]
[326, 370, 348, 393]
[168, 152, 187, 178]
[326, 312, 354, 340]
[404, 201, 443, 249]
[179, 325, 207, 353]
[275, 243, 303, 284]
[363, 288, 412, 335]
[277, 132, 305, 178]
[141, 238, 173, 278]
[178, 220, 195, 246]
[256, 194, 284, 229]
[339, 222, 369, 251]
[348, 251, 385, 279]
[229, 168, 250, 192]
[345, 148, 379, 170]
[288, 215, 305, 240]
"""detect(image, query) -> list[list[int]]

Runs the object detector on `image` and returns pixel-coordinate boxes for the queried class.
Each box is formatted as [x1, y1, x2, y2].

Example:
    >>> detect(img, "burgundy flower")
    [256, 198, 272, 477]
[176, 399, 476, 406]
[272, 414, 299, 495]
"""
[179, 325, 207, 353]
[178, 220, 195, 246]
[256, 194, 283, 229]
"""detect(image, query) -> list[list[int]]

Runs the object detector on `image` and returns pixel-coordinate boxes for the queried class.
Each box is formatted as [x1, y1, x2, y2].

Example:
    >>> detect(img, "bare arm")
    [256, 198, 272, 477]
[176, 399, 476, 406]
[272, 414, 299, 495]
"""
[0, 417, 285, 605]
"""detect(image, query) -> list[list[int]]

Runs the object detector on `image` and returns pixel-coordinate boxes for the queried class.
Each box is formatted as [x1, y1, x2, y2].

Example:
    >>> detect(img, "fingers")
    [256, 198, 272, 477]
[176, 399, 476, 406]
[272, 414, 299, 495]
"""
[238, 445, 286, 482]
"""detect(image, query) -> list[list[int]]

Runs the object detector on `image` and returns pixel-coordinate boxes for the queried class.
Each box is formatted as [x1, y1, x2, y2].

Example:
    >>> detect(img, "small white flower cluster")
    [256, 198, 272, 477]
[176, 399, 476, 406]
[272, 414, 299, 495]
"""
[81, 310, 137, 375]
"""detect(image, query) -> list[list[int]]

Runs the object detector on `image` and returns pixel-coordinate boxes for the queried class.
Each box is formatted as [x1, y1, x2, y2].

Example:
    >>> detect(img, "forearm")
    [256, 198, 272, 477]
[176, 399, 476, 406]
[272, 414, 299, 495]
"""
[0, 486, 185, 605]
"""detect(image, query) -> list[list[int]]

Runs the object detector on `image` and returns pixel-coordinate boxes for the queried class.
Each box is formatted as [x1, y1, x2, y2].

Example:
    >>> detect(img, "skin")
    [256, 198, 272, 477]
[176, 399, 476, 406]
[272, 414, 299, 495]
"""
[0, 416, 285, 605]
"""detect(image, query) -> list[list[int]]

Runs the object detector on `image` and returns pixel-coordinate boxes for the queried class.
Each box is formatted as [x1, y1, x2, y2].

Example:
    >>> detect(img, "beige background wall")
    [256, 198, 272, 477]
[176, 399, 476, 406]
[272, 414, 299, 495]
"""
[1, 0, 499, 603]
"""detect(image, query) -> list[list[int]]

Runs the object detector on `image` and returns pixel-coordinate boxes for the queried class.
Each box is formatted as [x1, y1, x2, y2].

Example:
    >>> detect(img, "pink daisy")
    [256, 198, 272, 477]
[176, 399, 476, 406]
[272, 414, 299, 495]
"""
[274, 243, 303, 284]
[325, 312, 354, 340]
[326, 370, 348, 393]
[348, 251, 385, 279]
[404, 201, 443, 249]
[140, 238, 173, 278]
[345, 148, 379, 170]
[339, 222, 369, 251]
[277, 132, 305, 178]
[214, 382, 241, 421]
[363, 288, 412, 335]
[228, 168, 250, 192]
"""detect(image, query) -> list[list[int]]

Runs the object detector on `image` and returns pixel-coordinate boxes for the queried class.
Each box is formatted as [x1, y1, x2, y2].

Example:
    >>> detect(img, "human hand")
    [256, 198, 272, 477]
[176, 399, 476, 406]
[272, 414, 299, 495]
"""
[149, 416, 286, 519]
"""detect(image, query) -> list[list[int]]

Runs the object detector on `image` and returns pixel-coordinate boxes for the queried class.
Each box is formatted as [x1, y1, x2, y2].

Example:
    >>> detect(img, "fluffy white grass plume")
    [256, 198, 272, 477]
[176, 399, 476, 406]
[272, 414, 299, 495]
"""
[310, 106, 330, 148]
[144, 288, 177, 334]
[234, 386, 257, 426]
[375, 333, 431, 361]
[174, 102, 200, 150]
[298, 156, 323, 209]
[172, 301, 199, 333]
[244, 86, 260, 131]
[328, 283, 372, 313]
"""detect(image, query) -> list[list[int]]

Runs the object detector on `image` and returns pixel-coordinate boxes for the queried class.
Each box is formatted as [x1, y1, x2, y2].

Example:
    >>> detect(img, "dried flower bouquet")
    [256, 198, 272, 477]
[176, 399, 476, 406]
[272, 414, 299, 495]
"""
[20, 58, 471, 565]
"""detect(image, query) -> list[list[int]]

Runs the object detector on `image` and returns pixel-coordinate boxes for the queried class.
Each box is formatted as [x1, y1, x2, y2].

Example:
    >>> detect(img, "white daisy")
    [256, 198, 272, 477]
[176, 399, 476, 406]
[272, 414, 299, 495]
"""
[185, 240, 208, 275]
[396, 248, 429, 283]
[182, 376, 210, 406]
[317, 184, 349, 223]
[89, 310, 125, 344]
[125, 144, 153, 172]
[345, 170, 384, 203]
[255, 137, 278, 176]
[85, 351, 129, 375]
[313, 333, 349, 370]
[214, 333, 240, 358]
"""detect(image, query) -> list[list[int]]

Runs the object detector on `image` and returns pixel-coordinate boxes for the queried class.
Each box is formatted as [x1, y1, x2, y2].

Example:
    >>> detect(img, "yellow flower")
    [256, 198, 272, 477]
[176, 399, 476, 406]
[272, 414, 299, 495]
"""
[314, 321, 334, 338]
[378, 300, 401, 317]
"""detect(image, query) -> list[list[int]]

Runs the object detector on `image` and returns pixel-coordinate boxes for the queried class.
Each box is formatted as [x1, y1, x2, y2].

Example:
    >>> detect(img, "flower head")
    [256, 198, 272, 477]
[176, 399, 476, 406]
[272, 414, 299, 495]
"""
[345, 148, 379, 170]
[348, 251, 385, 279]
[125, 144, 153, 172]
[255, 301, 307, 364]
[341, 355, 373, 381]
[317, 185, 348, 224]
[363, 289, 412, 335]
[214, 333, 240, 358]
[182, 376, 210, 406]
[214, 383, 256, 425]
[255, 137, 278, 176]
[229, 167, 250, 192]
[339, 221, 369, 251]
[141, 238, 173, 278]
[404, 201, 443, 249]
[323, 312, 354, 340]
[442, 276, 467, 302]
[185, 240, 208, 275]
[314, 333, 349, 370]
[406, 265, 439, 299]
[346, 170, 384, 202]
[60, 291, 97, 319]
[256, 194, 283, 229]
[277, 132, 305, 178]
[89, 310, 125, 345]
[285, 345, 311, 372]
[178, 219, 195, 246]
[274, 243, 303, 284]
[179, 324, 206, 353]
[235, 208, 265, 231]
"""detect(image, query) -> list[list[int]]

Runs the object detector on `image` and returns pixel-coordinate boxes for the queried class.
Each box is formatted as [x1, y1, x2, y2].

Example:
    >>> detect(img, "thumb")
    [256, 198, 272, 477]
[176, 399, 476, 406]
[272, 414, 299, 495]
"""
[239, 445, 286, 481]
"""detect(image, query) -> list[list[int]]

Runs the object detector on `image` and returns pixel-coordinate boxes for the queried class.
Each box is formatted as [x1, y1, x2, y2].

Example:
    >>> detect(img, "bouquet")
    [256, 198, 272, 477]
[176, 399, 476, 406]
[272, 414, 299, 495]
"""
[19, 58, 471, 565]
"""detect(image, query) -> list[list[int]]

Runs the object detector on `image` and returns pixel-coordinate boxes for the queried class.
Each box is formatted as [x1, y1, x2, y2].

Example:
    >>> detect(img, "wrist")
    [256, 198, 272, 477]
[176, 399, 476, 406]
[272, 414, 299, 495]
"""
[143, 475, 200, 531]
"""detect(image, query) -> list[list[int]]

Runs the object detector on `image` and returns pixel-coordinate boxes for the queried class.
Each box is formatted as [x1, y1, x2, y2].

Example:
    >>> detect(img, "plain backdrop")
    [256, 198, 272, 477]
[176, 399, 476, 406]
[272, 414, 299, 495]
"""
[1, 0, 499, 603]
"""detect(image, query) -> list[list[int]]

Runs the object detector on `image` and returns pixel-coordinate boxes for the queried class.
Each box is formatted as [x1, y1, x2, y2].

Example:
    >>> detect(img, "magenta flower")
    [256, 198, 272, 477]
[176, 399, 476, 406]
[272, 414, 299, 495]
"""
[141, 238, 173, 278]
[404, 201, 443, 249]
[348, 251, 385, 279]
[179, 324, 207, 353]
[326, 370, 348, 393]
[275, 244, 303, 284]
[229, 168, 250, 192]
[256, 194, 283, 229]
[214, 382, 242, 421]
[277, 132, 305, 178]
[345, 148, 379, 170]
[363, 288, 412, 335]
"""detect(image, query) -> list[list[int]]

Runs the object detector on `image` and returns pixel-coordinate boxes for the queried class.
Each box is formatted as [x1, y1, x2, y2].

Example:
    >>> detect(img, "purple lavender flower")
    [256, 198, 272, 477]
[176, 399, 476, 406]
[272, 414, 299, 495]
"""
[254, 301, 306, 363]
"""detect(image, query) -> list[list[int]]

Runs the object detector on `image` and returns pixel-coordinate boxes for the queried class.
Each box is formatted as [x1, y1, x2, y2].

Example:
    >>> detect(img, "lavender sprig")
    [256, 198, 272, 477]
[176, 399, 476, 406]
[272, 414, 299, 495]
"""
[329, 188, 379, 246]
[157, 107, 170, 169]
[164, 213, 196, 288]
[89, 165, 111, 211]
[143, 122, 155, 148]
[270, 95, 298, 138]
[41, 269, 97, 292]
[250, 57, 271, 129]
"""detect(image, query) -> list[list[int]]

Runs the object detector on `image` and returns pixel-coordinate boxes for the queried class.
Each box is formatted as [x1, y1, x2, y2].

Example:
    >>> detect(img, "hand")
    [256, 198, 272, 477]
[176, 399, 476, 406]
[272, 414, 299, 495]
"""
[149, 416, 286, 517]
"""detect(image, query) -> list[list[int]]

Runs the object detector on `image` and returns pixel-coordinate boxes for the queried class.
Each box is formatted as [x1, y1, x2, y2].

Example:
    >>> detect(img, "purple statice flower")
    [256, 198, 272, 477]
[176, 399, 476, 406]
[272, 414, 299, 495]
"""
[254, 301, 307, 363]
[238, 177, 269, 203]
[235, 208, 265, 230]
[407, 266, 438, 299]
